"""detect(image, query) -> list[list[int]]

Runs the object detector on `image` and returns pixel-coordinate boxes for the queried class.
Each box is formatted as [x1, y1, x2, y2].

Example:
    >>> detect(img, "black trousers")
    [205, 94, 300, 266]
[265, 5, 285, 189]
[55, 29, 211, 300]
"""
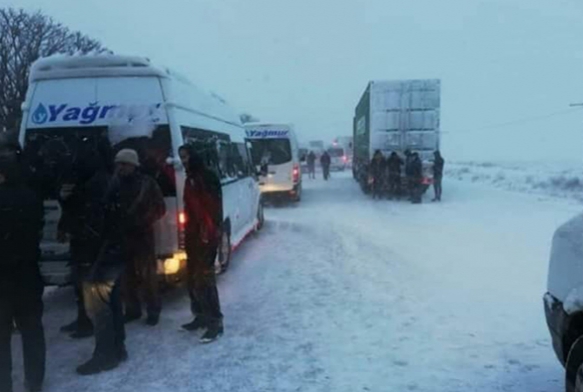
[122, 235, 161, 318]
[83, 278, 125, 361]
[0, 271, 45, 392]
[322, 165, 330, 180]
[372, 177, 384, 199]
[186, 243, 223, 326]
[388, 174, 400, 196]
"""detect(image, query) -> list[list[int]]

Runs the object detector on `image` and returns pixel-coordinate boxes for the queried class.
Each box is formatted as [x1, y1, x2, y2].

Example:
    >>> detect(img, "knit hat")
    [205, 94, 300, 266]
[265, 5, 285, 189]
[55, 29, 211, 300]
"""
[114, 149, 140, 167]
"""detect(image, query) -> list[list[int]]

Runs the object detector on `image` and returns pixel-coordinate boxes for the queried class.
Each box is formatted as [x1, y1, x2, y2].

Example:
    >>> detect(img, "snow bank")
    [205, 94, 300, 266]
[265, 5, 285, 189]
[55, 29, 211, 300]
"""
[447, 161, 583, 201]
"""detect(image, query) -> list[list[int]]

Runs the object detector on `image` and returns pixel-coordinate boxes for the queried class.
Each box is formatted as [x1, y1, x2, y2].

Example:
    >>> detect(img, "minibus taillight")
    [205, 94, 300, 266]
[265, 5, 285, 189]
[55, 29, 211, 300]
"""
[292, 164, 300, 183]
[178, 212, 186, 249]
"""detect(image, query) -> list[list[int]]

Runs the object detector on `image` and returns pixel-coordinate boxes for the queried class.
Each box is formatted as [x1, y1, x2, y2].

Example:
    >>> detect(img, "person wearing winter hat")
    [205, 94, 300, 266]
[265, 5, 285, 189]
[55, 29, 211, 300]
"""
[77, 148, 166, 375]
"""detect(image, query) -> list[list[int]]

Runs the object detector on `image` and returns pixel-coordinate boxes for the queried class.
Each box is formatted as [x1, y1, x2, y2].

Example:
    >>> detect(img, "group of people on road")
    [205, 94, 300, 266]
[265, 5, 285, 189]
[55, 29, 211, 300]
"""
[305, 150, 331, 180]
[369, 149, 444, 203]
[0, 138, 225, 392]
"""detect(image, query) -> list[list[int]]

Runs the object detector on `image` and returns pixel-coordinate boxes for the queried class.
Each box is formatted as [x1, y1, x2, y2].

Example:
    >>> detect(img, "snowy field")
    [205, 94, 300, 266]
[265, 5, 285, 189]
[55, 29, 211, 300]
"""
[447, 161, 583, 202]
[11, 172, 583, 392]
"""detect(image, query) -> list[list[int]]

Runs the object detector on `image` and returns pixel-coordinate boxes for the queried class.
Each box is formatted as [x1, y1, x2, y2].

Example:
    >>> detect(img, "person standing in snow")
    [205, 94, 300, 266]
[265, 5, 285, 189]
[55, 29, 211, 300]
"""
[410, 152, 423, 204]
[320, 151, 331, 180]
[307, 151, 316, 179]
[404, 150, 414, 201]
[178, 144, 224, 343]
[0, 159, 46, 392]
[432, 150, 445, 202]
[57, 140, 112, 339]
[369, 150, 385, 199]
[77, 149, 165, 375]
[114, 149, 166, 327]
[386, 151, 404, 199]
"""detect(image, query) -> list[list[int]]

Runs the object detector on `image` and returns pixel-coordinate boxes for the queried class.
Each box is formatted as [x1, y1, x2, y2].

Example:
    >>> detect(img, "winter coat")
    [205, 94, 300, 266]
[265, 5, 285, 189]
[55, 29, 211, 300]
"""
[410, 157, 423, 180]
[320, 153, 331, 167]
[369, 158, 385, 180]
[405, 155, 414, 177]
[93, 172, 165, 277]
[433, 156, 445, 179]
[184, 169, 223, 249]
[386, 155, 404, 175]
[307, 153, 316, 166]
[58, 170, 111, 243]
[0, 172, 44, 289]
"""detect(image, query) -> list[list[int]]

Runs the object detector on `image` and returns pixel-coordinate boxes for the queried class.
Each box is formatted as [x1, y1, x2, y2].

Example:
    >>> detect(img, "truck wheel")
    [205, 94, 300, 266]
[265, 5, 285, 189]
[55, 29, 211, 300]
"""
[566, 336, 583, 392]
[216, 228, 231, 274]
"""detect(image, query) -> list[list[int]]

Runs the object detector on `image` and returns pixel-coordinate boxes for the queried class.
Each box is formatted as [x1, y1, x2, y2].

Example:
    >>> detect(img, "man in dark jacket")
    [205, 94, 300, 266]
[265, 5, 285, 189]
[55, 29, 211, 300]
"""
[320, 151, 331, 180]
[307, 151, 316, 179]
[432, 150, 445, 202]
[178, 144, 224, 343]
[369, 150, 385, 199]
[112, 149, 166, 326]
[410, 153, 423, 204]
[0, 160, 46, 392]
[386, 152, 404, 199]
[58, 142, 112, 339]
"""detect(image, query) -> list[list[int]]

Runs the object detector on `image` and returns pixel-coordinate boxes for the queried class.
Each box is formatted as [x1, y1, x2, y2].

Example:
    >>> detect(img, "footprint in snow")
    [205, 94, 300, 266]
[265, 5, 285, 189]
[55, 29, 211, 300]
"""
[508, 359, 521, 365]
[393, 360, 409, 367]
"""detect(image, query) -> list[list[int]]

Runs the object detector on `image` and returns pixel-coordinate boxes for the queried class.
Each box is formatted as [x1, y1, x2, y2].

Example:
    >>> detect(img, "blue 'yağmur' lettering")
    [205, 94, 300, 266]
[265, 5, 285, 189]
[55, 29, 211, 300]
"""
[245, 129, 289, 139]
[30, 102, 162, 125]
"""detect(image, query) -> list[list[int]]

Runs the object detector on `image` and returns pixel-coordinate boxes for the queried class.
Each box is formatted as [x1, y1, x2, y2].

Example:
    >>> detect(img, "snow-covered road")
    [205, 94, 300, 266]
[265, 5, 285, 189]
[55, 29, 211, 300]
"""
[12, 172, 582, 392]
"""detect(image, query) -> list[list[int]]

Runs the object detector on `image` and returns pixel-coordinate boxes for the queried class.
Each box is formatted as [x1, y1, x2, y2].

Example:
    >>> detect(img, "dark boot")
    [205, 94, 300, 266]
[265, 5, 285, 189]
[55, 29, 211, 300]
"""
[145, 314, 159, 326]
[76, 356, 119, 376]
[123, 312, 142, 324]
[200, 322, 224, 344]
[69, 317, 94, 339]
[181, 317, 206, 332]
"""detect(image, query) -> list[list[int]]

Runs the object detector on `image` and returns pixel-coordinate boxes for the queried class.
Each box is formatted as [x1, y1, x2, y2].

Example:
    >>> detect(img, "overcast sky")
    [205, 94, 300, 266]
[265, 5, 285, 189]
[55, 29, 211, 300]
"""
[9, 0, 583, 162]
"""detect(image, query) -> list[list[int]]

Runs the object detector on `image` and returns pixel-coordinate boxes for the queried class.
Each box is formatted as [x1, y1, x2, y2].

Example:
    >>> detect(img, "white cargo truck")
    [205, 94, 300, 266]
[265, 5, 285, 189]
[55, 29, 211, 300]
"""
[353, 79, 441, 193]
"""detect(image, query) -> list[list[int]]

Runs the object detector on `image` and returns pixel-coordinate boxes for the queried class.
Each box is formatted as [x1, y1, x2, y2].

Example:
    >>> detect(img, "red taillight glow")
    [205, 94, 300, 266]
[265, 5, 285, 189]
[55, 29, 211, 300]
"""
[292, 164, 300, 183]
[179, 212, 187, 225]
[342, 155, 348, 162]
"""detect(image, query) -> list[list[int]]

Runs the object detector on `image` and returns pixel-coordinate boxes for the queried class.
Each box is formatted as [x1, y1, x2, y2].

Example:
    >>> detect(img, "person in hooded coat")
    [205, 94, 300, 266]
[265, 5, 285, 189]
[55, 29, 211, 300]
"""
[0, 159, 45, 392]
[432, 150, 445, 202]
[178, 144, 224, 343]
